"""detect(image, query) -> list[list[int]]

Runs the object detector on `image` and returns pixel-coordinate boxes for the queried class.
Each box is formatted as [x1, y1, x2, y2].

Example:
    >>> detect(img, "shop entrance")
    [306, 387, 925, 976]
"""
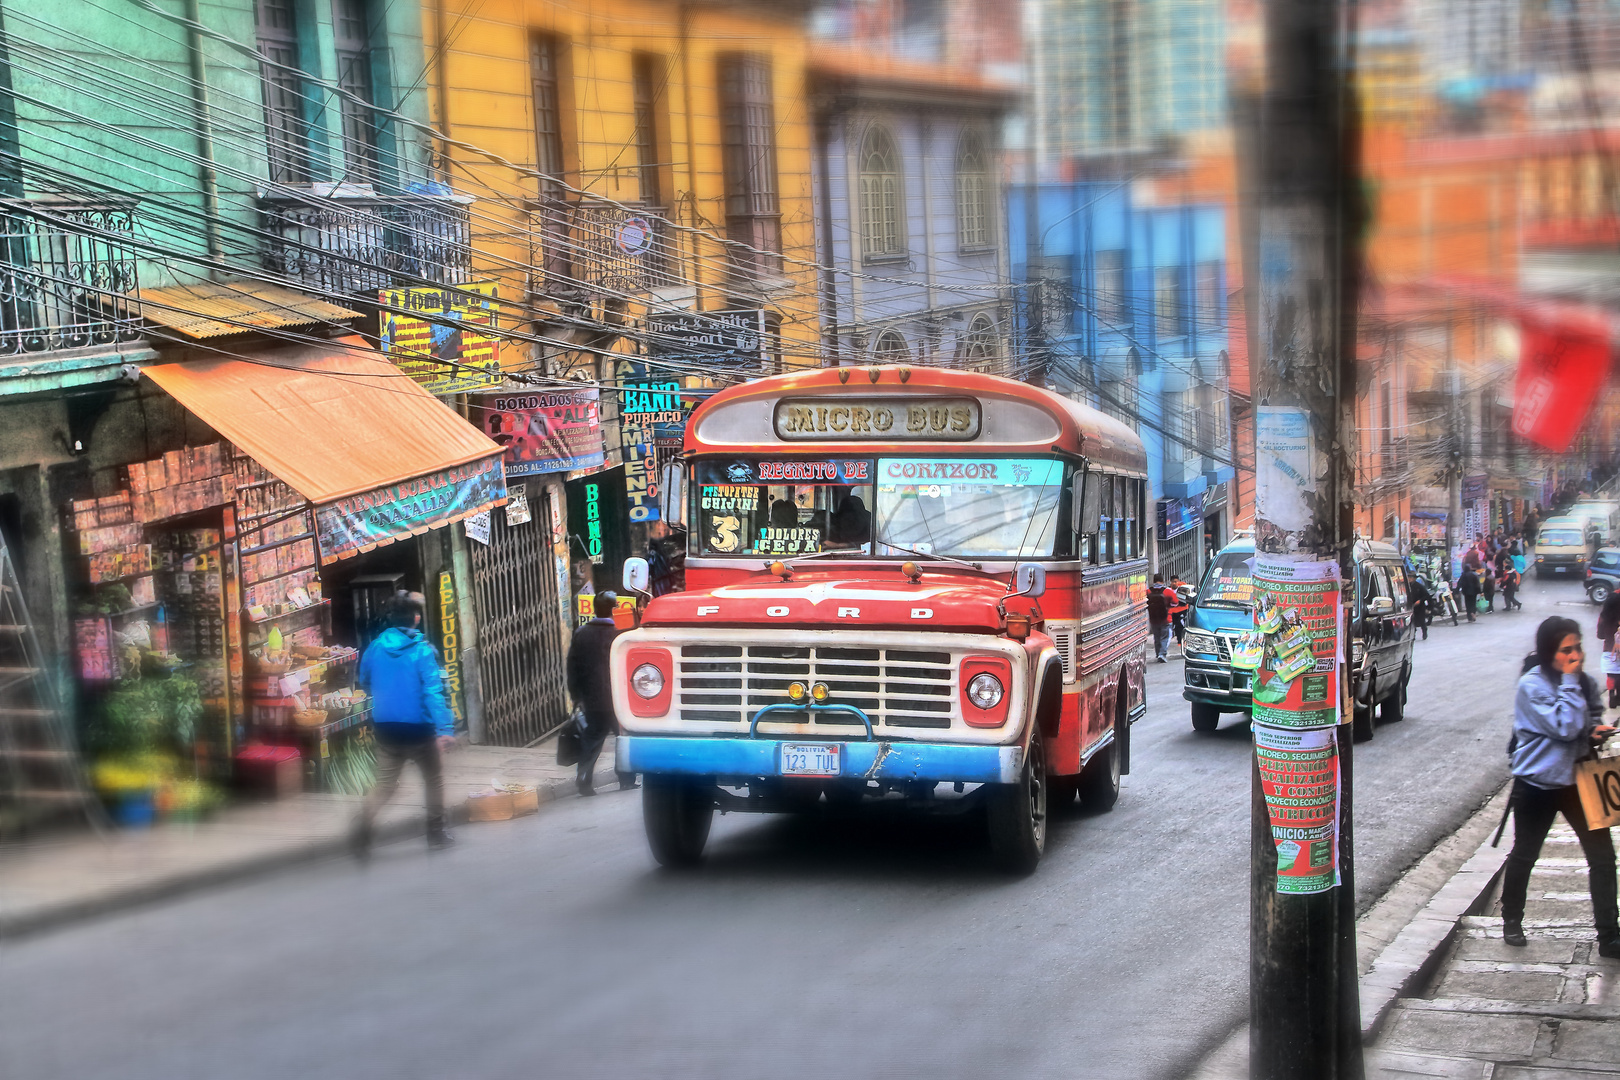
[470, 499, 569, 746]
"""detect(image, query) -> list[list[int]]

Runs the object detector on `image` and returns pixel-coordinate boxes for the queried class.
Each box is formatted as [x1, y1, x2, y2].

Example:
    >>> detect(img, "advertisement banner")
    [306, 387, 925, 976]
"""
[479, 389, 605, 476]
[1255, 407, 1315, 534]
[314, 455, 507, 563]
[1255, 724, 1341, 895]
[379, 282, 502, 395]
[437, 571, 465, 733]
[1249, 556, 1342, 731]
[623, 413, 660, 523]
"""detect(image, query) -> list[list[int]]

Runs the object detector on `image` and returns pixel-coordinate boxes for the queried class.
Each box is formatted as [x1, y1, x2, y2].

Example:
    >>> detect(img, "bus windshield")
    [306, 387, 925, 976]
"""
[690, 455, 1069, 559]
[872, 457, 1067, 558]
[1198, 550, 1256, 608]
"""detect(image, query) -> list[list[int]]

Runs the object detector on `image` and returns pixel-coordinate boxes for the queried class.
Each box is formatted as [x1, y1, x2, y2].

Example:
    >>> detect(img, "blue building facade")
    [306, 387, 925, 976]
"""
[1009, 183, 1234, 579]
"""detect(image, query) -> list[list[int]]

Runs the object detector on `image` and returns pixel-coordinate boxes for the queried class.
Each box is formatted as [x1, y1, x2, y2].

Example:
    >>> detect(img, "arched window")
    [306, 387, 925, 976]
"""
[1103, 349, 1140, 430]
[955, 131, 991, 249]
[859, 126, 904, 260]
[959, 312, 999, 373]
[871, 328, 910, 361]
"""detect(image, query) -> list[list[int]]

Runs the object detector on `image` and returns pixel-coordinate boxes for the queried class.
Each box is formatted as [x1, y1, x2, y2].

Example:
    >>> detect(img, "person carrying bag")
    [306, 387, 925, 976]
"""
[1499, 617, 1620, 957]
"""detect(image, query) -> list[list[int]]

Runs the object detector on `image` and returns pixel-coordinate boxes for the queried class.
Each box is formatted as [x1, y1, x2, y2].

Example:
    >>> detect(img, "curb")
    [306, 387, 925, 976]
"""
[1357, 785, 1512, 1041]
[0, 775, 629, 942]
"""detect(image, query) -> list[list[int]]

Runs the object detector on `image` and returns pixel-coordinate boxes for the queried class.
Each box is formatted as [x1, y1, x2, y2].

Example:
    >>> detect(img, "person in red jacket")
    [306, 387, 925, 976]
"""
[1167, 575, 1191, 645]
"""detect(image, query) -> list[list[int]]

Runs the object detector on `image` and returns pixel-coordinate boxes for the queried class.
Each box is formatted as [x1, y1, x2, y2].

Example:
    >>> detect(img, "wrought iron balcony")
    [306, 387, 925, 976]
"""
[260, 187, 473, 297]
[529, 199, 683, 298]
[0, 196, 142, 357]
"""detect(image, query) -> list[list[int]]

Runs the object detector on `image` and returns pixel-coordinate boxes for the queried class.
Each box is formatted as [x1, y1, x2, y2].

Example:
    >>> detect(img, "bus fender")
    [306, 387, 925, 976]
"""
[1033, 653, 1064, 741]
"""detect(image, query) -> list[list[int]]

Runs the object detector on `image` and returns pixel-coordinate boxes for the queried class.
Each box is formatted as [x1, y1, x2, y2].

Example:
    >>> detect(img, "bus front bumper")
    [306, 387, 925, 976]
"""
[616, 735, 1024, 785]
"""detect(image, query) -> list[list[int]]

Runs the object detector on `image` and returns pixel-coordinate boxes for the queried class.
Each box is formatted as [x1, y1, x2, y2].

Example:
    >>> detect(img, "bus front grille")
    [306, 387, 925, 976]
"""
[676, 644, 956, 729]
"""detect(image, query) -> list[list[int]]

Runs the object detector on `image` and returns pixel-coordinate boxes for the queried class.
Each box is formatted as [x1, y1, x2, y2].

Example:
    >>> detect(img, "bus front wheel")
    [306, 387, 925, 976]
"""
[988, 727, 1047, 875]
[643, 777, 714, 867]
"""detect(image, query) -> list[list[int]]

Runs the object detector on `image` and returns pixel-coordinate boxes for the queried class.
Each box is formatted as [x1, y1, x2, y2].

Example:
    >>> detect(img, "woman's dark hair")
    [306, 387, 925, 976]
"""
[1535, 616, 1582, 674]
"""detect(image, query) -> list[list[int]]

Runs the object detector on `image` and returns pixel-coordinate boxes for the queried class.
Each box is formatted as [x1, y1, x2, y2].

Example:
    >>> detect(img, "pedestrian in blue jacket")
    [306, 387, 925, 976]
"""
[351, 591, 457, 856]
[1500, 616, 1619, 956]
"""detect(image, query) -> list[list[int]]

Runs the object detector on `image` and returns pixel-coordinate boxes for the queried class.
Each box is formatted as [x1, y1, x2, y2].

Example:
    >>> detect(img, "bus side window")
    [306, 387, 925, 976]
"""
[1114, 476, 1126, 562]
[1100, 473, 1115, 562]
[1124, 478, 1138, 558]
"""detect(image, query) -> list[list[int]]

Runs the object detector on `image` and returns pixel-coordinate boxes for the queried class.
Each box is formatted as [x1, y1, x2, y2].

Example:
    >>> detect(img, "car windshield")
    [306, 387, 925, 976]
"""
[1197, 551, 1255, 608]
[691, 458, 876, 557]
[872, 457, 1068, 558]
[1541, 530, 1583, 546]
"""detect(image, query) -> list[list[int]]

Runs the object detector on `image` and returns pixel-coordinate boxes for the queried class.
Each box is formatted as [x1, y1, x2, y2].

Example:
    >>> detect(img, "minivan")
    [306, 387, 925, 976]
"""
[1536, 517, 1593, 577]
[1183, 538, 1416, 742]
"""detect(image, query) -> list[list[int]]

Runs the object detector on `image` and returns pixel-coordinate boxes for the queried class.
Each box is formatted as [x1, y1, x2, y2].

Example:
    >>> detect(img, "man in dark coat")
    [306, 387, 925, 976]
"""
[1458, 565, 1481, 623]
[566, 591, 637, 795]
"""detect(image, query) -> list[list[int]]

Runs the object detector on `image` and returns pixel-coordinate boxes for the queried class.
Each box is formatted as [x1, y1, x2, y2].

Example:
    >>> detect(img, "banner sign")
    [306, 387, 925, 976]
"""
[437, 570, 465, 733]
[315, 455, 507, 563]
[1461, 474, 1489, 503]
[479, 389, 605, 476]
[1157, 493, 1206, 541]
[379, 282, 502, 395]
[1514, 303, 1611, 454]
[1410, 510, 1447, 542]
[647, 309, 765, 375]
[1255, 724, 1341, 894]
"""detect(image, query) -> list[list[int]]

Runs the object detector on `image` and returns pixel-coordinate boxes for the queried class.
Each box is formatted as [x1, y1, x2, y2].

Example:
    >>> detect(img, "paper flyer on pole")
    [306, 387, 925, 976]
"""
[1249, 556, 1341, 730]
[1254, 724, 1341, 894]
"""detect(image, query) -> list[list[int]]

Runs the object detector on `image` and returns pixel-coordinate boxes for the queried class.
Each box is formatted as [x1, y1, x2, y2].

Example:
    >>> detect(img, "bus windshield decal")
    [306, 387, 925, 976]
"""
[880, 458, 1063, 486]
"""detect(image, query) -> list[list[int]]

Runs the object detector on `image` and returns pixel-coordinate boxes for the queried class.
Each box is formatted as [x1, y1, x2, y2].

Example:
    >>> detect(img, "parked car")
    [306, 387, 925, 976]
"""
[1182, 538, 1415, 742]
[1588, 548, 1620, 604]
[1536, 517, 1595, 578]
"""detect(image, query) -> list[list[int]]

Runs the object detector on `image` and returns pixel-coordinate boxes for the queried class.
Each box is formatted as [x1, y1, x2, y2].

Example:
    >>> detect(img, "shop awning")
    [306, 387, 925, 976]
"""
[144, 335, 506, 562]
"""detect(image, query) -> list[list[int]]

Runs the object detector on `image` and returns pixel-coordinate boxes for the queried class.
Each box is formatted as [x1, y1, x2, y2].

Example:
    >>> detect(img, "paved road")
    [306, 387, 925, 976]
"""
[0, 575, 1594, 1080]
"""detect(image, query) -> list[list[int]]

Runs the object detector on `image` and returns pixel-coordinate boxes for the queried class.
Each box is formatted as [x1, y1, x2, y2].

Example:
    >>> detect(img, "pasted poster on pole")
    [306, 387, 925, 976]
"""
[1255, 724, 1341, 894]
[1249, 555, 1342, 730]
[478, 389, 605, 476]
[379, 282, 503, 395]
[1255, 407, 1315, 534]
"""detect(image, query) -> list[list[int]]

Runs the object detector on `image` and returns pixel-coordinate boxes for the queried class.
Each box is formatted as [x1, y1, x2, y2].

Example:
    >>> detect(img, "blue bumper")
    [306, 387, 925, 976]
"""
[617, 735, 1023, 784]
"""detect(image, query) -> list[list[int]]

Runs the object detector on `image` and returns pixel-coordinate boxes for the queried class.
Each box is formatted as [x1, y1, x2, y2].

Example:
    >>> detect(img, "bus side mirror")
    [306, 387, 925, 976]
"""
[1075, 471, 1101, 536]
[623, 557, 650, 595]
[1014, 563, 1046, 599]
[659, 462, 686, 528]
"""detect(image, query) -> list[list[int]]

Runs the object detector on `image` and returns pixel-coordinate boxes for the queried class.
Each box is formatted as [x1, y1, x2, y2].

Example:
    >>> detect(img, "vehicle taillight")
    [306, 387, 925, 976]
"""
[624, 646, 673, 717]
[960, 655, 1014, 727]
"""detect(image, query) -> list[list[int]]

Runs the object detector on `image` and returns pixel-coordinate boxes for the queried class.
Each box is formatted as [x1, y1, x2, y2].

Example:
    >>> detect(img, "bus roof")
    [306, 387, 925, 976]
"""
[684, 366, 1148, 474]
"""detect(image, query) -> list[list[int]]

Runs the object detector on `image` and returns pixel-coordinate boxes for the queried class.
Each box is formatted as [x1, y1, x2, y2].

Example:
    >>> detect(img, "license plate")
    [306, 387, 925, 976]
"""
[780, 743, 840, 777]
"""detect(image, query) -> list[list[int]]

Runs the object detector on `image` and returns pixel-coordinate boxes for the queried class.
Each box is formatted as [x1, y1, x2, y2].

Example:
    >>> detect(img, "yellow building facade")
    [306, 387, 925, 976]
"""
[425, 0, 822, 377]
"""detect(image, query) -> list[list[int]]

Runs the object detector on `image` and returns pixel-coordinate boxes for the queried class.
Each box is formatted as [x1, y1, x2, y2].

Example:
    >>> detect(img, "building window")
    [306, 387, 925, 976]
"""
[872, 329, 909, 362]
[1196, 260, 1221, 332]
[718, 53, 782, 278]
[1096, 249, 1125, 324]
[332, 0, 379, 184]
[1155, 266, 1182, 338]
[859, 125, 904, 260]
[960, 312, 998, 372]
[255, 0, 309, 185]
[955, 131, 990, 249]
[632, 54, 664, 207]
[530, 34, 568, 197]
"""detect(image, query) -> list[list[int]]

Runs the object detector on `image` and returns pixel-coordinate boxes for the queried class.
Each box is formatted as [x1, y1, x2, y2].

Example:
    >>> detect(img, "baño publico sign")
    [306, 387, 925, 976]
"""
[773, 397, 981, 440]
[315, 455, 508, 563]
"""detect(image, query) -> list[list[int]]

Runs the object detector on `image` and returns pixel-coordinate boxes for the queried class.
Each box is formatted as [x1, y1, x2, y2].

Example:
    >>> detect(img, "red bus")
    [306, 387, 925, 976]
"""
[611, 365, 1150, 873]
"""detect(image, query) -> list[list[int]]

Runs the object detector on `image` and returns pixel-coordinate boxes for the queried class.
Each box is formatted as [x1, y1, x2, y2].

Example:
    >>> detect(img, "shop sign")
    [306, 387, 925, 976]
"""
[1202, 482, 1228, 513]
[647, 308, 765, 374]
[774, 398, 981, 441]
[464, 510, 491, 546]
[505, 483, 532, 525]
[379, 282, 502, 395]
[1157, 493, 1205, 541]
[437, 571, 465, 732]
[1462, 474, 1489, 503]
[479, 389, 605, 476]
[622, 413, 660, 523]
[1410, 510, 1447, 542]
[315, 455, 507, 563]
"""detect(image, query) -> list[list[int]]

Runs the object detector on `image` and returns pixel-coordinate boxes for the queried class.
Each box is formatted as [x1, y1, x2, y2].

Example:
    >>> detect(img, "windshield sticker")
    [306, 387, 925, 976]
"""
[756, 460, 872, 483]
[757, 527, 823, 555]
[707, 515, 743, 553]
[879, 458, 1063, 486]
[700, 486, 759, 512]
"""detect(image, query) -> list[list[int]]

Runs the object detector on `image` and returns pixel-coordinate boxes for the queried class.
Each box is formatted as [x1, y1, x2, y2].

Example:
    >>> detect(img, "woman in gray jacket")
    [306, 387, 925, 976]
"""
[1501, 617, 1619, 955]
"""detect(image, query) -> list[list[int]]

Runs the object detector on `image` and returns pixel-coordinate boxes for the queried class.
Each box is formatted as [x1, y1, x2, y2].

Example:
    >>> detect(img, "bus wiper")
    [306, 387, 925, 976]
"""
[873, 542, 991, 576]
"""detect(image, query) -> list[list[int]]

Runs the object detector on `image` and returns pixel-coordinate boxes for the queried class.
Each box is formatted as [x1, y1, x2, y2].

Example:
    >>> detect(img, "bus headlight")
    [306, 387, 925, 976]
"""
[631, 664, 666, 699]
[1351, 639, 1366, 668]
[966, 672, 1004, 710]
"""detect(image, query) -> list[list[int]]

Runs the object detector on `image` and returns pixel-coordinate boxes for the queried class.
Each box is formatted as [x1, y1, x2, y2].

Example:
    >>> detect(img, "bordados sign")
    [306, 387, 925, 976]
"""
[773, 397, 981, 441]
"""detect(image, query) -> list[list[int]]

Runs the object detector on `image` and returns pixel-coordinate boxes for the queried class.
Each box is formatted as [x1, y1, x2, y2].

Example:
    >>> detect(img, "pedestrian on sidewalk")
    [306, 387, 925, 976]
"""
[352, 591, 457, 855]
[1168, 575, 1190, 645]
[1501, 617, 1619, 958]
[1410, 574, 1434, 640]
[1147, 575, 1171, 663]
[1598, 592, 1620, 708]
[1500, 563, 1522, 612]
[1482, 561, 1497, 612]
[566, 591, 638, 796]
[1458, 566, 1481, 622]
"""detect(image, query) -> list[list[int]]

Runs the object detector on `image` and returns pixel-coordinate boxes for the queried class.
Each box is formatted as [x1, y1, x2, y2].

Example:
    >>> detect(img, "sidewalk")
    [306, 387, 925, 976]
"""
[0, 736, 622, 940]
[1193, 781, 1620, 1079]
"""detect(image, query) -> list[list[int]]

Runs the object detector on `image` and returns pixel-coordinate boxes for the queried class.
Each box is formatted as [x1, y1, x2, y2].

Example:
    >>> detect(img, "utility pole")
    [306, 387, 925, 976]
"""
[1244, 0, 1364, 1074]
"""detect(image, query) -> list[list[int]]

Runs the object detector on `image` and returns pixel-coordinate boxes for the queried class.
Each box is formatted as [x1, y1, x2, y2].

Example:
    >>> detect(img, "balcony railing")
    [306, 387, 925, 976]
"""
[260, 188, 473, 297]
[0, 196, 142, 357]
[529, 200, 683, 298]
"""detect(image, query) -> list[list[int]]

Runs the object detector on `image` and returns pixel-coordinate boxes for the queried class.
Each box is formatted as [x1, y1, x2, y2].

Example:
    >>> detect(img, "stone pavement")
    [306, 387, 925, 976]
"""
[0, 736, 625, 939]
[1367, 816, 1620, 1078]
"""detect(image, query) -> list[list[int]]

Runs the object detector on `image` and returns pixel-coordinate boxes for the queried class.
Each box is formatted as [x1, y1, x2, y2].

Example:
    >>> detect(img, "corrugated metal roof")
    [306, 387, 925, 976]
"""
[138, 280, 362, 339]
